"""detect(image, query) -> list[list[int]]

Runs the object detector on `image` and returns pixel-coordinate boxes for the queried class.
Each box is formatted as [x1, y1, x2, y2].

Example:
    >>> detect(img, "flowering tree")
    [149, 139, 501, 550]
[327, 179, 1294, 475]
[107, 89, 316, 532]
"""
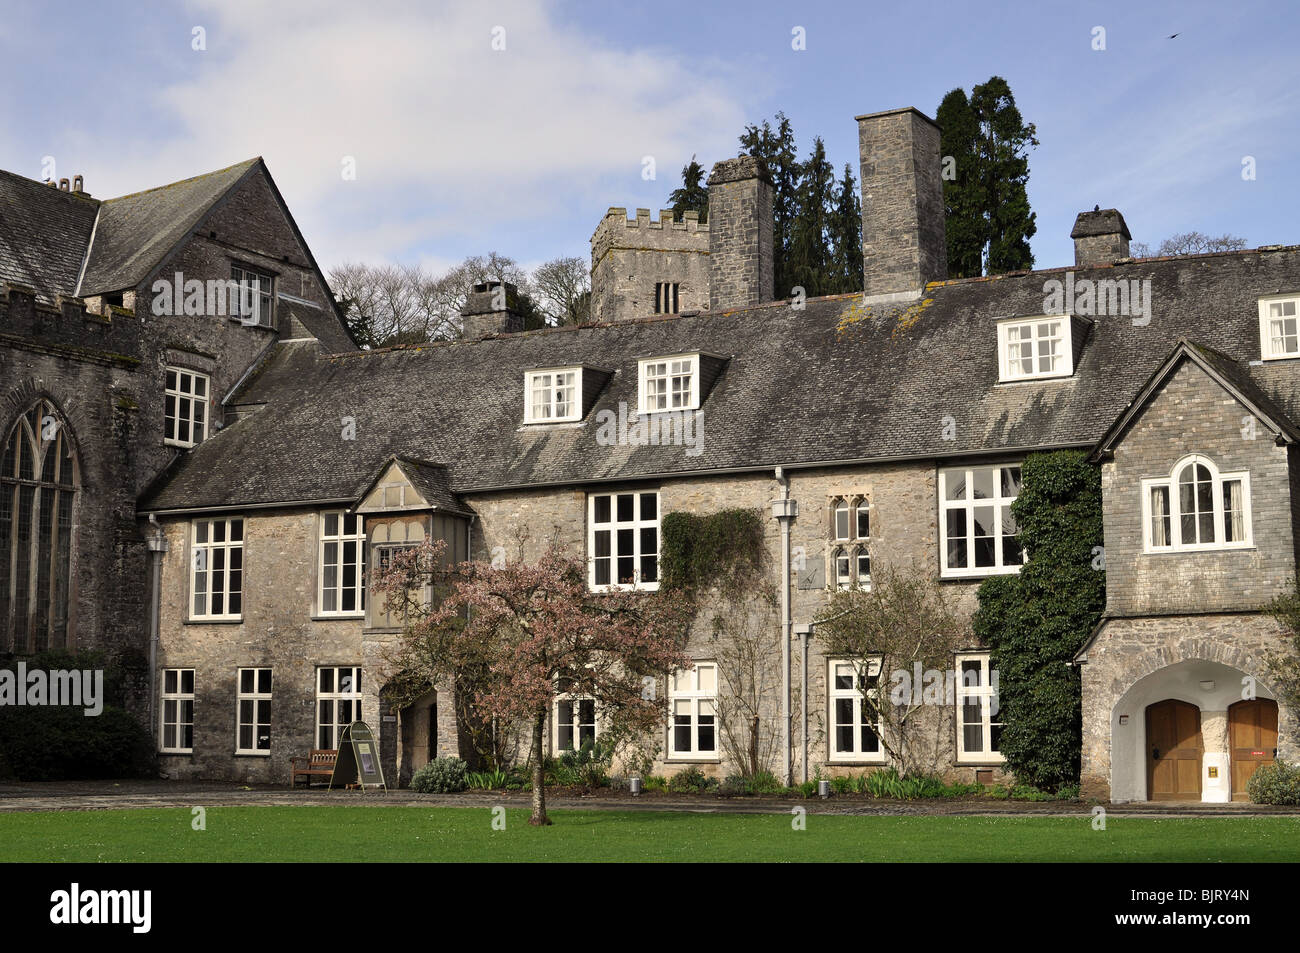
[372, 540, 691, 826]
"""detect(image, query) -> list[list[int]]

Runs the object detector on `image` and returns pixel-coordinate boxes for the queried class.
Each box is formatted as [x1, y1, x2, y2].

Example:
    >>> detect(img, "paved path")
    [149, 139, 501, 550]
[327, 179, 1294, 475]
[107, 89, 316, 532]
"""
[1, 780, 1298, 817]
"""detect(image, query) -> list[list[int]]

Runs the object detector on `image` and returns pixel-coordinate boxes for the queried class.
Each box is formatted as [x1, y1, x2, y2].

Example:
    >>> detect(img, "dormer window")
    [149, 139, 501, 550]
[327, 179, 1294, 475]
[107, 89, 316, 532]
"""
[231, 263, 275, 328]
[525, 368, 581, 423]
[638, 354, 698, 414]
[997, 316, 1073, 382]
[1259, 294, 1300, 360]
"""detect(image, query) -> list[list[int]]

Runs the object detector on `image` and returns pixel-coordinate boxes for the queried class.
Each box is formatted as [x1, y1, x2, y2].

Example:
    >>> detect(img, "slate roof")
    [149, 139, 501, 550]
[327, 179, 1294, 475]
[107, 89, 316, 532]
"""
[77, 160, 259, 296]
[0, 171, 99, 303]
[140, 245, 1300, 513]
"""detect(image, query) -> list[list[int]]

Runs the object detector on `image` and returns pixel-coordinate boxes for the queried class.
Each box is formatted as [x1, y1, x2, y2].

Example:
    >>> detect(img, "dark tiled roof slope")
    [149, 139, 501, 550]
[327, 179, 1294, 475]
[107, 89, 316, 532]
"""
[140, 247, 1300, 512]
[77, 159, 259, 295]
[280, 300, 356, 354]
[0, 171, 99, 302]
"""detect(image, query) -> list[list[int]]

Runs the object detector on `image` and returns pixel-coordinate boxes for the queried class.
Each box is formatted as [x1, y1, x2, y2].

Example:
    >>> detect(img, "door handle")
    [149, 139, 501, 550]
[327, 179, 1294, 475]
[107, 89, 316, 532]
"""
[1152, 748, 1160, 759]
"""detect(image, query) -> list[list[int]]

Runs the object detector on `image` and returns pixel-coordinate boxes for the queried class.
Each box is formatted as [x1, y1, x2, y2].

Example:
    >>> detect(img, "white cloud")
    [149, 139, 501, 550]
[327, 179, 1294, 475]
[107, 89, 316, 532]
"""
[80, 0, 751, 268]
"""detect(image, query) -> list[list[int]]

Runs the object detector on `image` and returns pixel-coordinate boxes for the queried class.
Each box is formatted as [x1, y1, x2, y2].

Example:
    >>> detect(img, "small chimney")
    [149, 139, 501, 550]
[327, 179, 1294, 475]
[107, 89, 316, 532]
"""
[707, 156, 774, 311]
[72, 175, 84, 194]
[58, 178, 70, 191]
[856, 107, 947, 297]
[1071, 209, 1131, 266]
[460, 280, 524, 338]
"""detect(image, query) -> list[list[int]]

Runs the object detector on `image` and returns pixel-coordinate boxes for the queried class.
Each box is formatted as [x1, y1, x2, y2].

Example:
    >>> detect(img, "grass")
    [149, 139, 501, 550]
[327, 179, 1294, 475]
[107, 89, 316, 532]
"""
[1, 807, 1299, 862]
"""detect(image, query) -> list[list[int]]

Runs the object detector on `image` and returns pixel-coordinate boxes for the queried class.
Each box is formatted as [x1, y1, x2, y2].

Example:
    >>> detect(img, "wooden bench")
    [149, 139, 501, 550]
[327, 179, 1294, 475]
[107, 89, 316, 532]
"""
[289, 749, 338, 787]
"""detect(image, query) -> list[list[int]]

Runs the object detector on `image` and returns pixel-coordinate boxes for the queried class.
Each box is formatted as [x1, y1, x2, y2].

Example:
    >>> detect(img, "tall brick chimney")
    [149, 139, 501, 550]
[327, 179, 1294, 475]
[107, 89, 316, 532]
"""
[707, 156, 774, 311]
[856, 107, 947, 297]
[1071, 208, 1131, 266]
[460, 281, 524, 338]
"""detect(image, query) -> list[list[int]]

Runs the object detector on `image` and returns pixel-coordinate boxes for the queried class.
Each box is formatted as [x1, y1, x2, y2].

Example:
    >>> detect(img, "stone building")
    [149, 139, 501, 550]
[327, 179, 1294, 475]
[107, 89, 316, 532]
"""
[4, 105, 1298, 800]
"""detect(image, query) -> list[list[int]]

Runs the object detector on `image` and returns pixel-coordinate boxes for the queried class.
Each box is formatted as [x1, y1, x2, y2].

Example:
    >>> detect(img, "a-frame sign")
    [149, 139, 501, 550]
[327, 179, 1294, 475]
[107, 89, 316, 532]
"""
[329, 720, 387, 791]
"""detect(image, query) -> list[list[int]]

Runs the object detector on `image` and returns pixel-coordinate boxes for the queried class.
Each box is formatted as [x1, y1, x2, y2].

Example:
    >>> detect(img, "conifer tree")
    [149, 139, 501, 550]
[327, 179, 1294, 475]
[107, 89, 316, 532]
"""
[667, 155, 709, 224]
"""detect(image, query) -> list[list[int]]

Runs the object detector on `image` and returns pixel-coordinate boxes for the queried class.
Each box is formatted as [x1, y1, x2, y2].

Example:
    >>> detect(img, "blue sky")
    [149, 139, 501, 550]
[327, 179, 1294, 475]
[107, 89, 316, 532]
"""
[2, 0, 1296, 281]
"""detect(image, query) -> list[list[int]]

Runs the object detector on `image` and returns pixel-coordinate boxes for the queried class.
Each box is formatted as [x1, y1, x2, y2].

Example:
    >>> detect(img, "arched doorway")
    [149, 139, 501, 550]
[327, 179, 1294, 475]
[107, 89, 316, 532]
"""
[1146, 699, 1203, 801]
[1228, 699, 1278, 801]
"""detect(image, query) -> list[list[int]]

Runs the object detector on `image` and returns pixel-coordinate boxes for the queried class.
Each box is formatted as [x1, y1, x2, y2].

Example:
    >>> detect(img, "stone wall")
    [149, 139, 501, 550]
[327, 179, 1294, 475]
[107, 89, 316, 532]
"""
[707, 158, 774, 312]
[590, 208, 710, 324]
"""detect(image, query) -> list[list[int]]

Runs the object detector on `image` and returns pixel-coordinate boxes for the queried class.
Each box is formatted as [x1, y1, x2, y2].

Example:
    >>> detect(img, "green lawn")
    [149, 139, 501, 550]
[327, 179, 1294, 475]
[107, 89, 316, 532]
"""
[1, 807, 1297, 862]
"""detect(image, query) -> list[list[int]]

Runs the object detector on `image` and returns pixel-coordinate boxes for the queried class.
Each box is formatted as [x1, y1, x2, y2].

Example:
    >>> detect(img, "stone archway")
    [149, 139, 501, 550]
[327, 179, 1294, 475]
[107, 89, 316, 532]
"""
[1110, 659, 1273, 802]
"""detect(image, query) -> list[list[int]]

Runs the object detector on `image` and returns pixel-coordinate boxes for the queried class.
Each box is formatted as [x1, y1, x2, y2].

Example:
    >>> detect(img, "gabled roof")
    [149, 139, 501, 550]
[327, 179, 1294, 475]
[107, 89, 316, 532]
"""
[1089, 338, 1300, 461]
[354, 455, 474, 517]
[0, 171, 99, 303]
[77, 159, 260, 296]
[139, 245, 1300, 513]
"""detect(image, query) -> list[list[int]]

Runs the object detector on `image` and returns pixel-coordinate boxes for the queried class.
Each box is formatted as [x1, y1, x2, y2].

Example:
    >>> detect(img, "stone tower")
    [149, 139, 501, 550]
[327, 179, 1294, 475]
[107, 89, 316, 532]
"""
[589, 208, 710, 323]
[856, 107, 947, 297]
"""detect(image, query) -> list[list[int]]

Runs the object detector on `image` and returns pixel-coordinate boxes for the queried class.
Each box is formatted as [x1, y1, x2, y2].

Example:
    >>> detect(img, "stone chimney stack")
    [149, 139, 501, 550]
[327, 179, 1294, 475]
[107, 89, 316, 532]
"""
[1071, 209, 1131, 266]
[707, 156, 774, 311]
[460, 280, 524, 338]
[856, 107, 947, 297]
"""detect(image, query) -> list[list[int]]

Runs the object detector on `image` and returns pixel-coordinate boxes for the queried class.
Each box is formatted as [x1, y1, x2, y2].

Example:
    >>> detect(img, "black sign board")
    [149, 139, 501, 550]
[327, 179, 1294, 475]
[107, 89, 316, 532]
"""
[329, 720, 387, 791]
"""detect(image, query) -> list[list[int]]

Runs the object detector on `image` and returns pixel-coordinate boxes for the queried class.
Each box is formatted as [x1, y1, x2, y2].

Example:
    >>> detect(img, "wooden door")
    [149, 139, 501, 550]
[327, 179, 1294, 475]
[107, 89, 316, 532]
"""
[1229, 699, 1278, 801]
[1146, 700, 1203, 801]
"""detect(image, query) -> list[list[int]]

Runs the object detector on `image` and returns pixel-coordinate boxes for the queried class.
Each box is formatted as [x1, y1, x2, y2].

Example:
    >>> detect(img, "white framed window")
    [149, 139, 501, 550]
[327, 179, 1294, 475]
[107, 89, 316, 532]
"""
[524, 368, 581, 423]
[164, 367, 209, 448]
[654, 282, 680, 315]
[231, 263, 274, 327]
[828, 658, 884, 762]
[1259, 294, 1300, 360]
[855, 499, 871, 540]
[236, 667, 272, 755]
[588, 491, 659, 590]
[316, 666, 361, 750]
[829, 496, 871, 590]
[319, 511, 366, 616]
[160, 668, 195, 754]
[997, 316, 1073, 382]
[955, 654, 1003, 763]
[1142, 454, 1252, 552]
[638, 354, 699, 414]
[190, 517, 244, 620]
[832, 547, 851, 590]
[833, 499, 850, 540]
[669, 663, 717, 759]
[939, 465, 1024, 578]
[553, 692, 597, 754]
[855, 547, 871, 590]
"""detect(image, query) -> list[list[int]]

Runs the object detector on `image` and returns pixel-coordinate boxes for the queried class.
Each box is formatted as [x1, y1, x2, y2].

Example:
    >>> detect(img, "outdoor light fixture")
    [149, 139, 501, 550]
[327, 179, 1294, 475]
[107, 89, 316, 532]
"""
[818, 779, 831, 798]
[1118, 714, 1129, 725]
[630, 777, 642, 796]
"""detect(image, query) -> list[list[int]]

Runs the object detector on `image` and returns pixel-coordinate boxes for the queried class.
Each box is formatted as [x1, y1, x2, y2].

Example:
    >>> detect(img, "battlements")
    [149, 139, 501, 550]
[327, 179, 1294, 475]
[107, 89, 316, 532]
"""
[0, 283, 143, 362]
[591, 206, 710, 268]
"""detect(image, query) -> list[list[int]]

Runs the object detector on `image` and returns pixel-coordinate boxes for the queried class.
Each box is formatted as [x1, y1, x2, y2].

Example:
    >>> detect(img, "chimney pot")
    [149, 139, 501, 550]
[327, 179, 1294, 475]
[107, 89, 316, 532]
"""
[72, 174, 84, 193]
[58, 178, 70, 191]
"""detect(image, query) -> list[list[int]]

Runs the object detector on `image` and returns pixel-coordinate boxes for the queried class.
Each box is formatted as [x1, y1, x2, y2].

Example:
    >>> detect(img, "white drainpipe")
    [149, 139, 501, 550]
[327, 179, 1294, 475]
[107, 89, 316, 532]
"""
[145, 515, 168, 734]
[795, 622, 812, 783]
[771, 468, 798, 786]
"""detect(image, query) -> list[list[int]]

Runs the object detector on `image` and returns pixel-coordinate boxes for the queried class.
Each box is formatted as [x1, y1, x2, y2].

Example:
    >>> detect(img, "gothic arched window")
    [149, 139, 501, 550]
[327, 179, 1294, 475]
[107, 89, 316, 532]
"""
[0, 400, 77, 652]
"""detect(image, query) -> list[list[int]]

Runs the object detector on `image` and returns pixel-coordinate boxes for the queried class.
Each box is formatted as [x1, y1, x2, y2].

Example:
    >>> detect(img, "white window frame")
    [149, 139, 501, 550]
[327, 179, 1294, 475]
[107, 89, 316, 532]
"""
[955, 653, 1004, 764]
[832, 547, 852, 591]
[316, 666, 362, 750]
[190, 517, 244, 620]
[938, 465, 1024, 578]
[1141, 454, 1253, 553]
[587, 490, 660, 591]
[1259, 294, 1300, 360]
[160, 668, 195, 754]
[552, 691, 598, 754]
[524, 367, 582, 423]
[997, 315, 1073, 382]
[164, 367, 209, 448]
[828, 657, 885, 763]
[231, 263, 275, 328]
[637, 354, 699, 414]
[235, 667, 272, 756]
[668, 662, 718, 760]
[318, 510, 366, 616]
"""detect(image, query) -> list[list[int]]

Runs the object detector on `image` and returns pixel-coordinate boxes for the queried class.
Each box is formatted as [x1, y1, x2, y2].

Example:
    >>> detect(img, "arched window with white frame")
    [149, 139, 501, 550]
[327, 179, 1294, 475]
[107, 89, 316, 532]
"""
[1142, 454, 1251, 552]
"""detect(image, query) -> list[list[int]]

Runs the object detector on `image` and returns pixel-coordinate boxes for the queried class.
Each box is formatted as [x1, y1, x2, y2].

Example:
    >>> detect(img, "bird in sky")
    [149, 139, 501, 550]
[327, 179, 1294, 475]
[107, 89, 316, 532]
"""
[1168, 33, 1179, 39]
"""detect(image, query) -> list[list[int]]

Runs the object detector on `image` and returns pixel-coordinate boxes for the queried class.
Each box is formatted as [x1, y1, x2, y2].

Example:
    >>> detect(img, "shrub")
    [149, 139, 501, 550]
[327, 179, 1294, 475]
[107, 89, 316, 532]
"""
[0, 705, 156, 781]
[465, 768, 508, 790]
[719, 775, 747, 797]
[830, 775, 854, 795]
[748, 770, 785, 794]
[410, 757, 468, 793]
[667, 765, 716, 793]
[1247, 760, 1300, 805]
[642, 775, 668, 792]
[796, 780, 817, 798]
[551, 739, 611, 788]
[1009, 784, 1053, 801]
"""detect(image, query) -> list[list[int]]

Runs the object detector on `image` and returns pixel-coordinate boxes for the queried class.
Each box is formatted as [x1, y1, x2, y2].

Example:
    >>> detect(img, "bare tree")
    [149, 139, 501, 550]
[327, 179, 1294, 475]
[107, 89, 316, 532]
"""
[531, 256, 591, 326]
[710, 583, 783, 777]
[1131, 231, 1247, 259]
